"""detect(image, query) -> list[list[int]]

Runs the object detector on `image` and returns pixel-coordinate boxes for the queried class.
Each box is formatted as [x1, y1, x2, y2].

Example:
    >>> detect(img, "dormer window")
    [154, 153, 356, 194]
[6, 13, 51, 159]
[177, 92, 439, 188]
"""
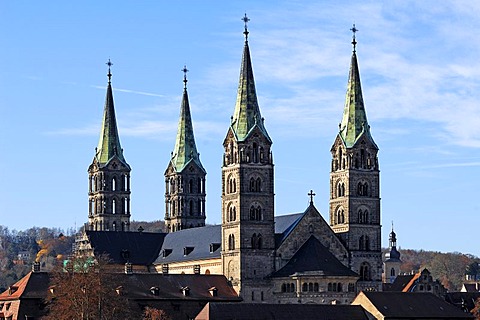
[182, 286, 190, 296]
[150, 286, 160, 296]
[209, 287, 218, 297]
[162, 249, 172, 258]
[116, 286, 124, 296]
[8, 286, 18, 295]
[183, 246, 194, 256]
[209, 243, 221, 253]
[121, 249, 130, 260]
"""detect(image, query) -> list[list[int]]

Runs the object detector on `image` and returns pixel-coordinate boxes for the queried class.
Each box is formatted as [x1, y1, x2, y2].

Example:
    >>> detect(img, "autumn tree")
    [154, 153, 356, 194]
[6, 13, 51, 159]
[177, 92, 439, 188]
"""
[143, 307, 171, 320]
[472, 297, 480, 319]
[45, 255, 133, 320]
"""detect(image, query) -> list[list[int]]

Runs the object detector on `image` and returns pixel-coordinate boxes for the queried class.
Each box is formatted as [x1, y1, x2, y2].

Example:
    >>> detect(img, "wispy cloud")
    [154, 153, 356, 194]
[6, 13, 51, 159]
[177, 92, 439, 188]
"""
[91, 85, 165, 98]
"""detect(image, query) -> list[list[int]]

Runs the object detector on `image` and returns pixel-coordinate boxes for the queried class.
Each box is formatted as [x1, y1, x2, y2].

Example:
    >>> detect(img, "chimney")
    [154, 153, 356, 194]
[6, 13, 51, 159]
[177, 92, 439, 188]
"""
[194, 265, 201, 275]
[125, 262, 133, 275]
[32, 261, 40, 273]
[162, 264, 169, 274]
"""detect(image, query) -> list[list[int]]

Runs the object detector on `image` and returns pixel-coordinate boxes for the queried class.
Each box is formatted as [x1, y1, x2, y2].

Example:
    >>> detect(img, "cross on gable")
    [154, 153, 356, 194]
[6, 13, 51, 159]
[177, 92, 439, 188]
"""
[308, 190, 316, 204]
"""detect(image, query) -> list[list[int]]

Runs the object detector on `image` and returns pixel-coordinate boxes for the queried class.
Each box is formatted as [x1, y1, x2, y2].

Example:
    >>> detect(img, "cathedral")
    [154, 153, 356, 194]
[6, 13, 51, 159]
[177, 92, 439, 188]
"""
[76, 18, 383, 305]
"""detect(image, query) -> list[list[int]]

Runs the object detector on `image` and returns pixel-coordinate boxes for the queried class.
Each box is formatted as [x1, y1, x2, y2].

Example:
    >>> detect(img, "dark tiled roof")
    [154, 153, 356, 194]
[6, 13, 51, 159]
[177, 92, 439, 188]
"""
[197, 303, 368, 320]
[155, 225, 221, 264]
[272, 235, 357, 278]
[386, 274, 415, 291]
[86, 231, 165, 265]
[1, 272, 240, 303]
[445, 292, 480, 313]
[360, 292, 474, 319]
[115, 273, 240, 301]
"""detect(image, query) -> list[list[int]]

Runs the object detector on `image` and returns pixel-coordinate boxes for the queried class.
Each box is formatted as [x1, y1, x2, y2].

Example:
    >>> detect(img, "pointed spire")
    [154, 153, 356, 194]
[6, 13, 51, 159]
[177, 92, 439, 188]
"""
[231, 14, 271, 142]
[171, 66, 205, 173]
[339, 25, 376, 148]
[95, 60, 127, 165]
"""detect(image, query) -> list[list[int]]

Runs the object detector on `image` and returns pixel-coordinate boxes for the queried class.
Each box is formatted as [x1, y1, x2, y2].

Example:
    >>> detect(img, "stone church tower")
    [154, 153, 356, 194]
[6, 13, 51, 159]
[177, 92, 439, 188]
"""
[221, 16, 275, 299]
[164, 67, 206, 232]
[88, 60, 131, 231]
[329, 28, 382, 291]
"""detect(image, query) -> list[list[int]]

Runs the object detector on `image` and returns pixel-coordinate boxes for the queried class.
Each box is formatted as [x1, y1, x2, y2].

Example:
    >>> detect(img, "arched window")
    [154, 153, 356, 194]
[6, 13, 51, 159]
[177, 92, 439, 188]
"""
[251, 233, 262, 249]
[337, 283, 342, 292]
[328, 283, 332, 291]
[390, 268, 395, 277]
[250, 206, 262, 221]
[253, 143, 259, 163]
[358, 209, 368, 223]
[250, 178, 255, 192]
[228, 234, 235, 250]
[197, 178, 201, 193]
[336, 209, 345, 224]
[281, 283, 286, 292]
[112, 199, 116, 214]
[256, 178, 261, 191]
[290, 283, 295, 292]
[314, 283, 319, 292]
[360, 262, 371, 281]
[302, 283, 308, 292]
[338, 148, 343, 170]
[189, 200, 194, 216]
[359, 235, 370, 251]
[111, 178, 116, 191]
[189, 179, 193, 193]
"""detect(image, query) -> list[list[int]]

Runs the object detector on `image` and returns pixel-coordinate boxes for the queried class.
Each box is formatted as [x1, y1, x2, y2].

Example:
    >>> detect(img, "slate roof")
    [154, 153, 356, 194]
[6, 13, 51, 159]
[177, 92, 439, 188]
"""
[155, 225, 221, 264]
[274, 212, 303, 246]
[86, 230, 165, 265]
[272, 235, 357, 278]
[196, 303, 369, 320]
[358, 292, 474, 319]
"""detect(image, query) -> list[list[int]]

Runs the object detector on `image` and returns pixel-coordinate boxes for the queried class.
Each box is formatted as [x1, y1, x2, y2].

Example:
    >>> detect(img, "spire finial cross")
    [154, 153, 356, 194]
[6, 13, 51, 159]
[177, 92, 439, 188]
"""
[350, 24, 358, 52]
[106, 59, 113, 83]
[308, 190, 316, 204]
[242, 13, 250, 41]
[182, 65, 189, 89]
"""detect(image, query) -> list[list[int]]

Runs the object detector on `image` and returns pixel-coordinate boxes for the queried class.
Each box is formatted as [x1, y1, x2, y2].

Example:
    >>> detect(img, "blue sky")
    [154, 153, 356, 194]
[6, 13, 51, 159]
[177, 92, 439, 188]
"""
[1, 1, 479, 256]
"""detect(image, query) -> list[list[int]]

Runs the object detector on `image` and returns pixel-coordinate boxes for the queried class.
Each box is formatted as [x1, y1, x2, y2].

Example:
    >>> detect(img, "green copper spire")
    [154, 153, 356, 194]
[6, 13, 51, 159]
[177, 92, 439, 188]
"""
[339, 26, 376, 148]
[95, 60, 128, 165]
[231, 15, 271, 142]
[170, 66, 205, 173]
